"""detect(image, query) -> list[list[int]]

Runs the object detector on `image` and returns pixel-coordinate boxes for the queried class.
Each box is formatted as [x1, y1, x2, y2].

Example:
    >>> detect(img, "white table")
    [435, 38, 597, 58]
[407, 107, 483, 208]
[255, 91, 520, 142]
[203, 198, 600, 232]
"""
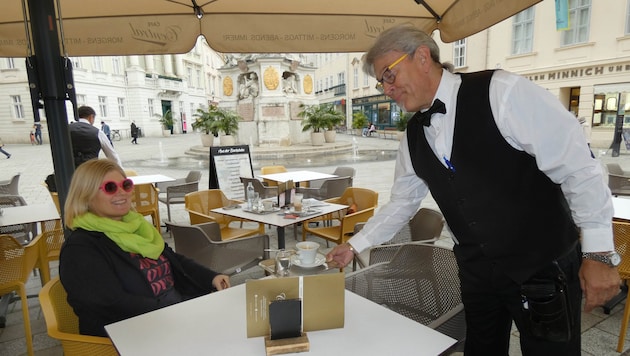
[128, 174, 175, 186]
[212, 202, 347, 249]
[0, 203, 60, 227]
[106, 284, 456, 356]
[259, 171, 336, 186]
[613, 196, 630, 220]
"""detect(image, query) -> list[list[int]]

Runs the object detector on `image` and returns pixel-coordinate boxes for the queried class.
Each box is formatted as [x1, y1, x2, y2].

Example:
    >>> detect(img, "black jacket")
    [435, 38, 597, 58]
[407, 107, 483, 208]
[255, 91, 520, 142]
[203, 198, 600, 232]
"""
[59, 228, 220, 336]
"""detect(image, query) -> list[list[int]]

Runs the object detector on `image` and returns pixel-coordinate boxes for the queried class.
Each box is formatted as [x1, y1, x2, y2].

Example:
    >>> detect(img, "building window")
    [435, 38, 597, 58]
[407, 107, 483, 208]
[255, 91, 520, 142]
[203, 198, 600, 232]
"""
[148, 99, 155, 118]
[98, 96, 108, 117]
[6, 58, 15, 69]
[11, 95, 24, 119]
[117, 98, 126, 117]
[187, 67, 193, 87]
[325, 77, 329, 90]
[353, 68, 359, 89]
[363, 72, 369, 87]
[93, 57, 103, 72]
[112, 57, 122, 75]
[561, 0, 591, 46]
[453, 39, 466, 68]
[196, 69, 202, 88]
[337, 72, 345, 85]
[76, 94, 86, 107]
[512, 7, 535, 55]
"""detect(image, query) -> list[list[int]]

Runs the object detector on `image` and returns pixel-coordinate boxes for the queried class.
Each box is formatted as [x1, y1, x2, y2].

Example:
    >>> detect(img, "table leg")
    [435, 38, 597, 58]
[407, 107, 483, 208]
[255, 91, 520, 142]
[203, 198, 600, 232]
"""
[277, 226, 285, 250]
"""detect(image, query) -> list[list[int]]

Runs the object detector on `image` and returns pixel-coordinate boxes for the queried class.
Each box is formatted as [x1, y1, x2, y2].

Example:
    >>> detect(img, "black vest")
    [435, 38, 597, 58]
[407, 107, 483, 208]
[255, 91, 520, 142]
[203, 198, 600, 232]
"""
[407, 70, 578, 283]
[69, 122, 101, 168]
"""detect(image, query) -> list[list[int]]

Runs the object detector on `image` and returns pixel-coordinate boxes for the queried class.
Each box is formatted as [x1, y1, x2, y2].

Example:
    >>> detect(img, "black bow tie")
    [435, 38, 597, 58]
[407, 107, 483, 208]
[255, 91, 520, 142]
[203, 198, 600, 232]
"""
[418, 99, 446, 127]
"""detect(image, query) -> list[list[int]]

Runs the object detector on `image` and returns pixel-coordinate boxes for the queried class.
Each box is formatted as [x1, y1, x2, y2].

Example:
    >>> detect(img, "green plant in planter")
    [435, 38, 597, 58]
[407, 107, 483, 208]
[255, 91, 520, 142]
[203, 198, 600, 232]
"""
[192, 105, 220, 137]
[159, 110, 175, 130]
[214, 109, 241, 136]
[299, 103, 343, 133]
[396, 112, 415, 131]
[352, 111, 368, 130]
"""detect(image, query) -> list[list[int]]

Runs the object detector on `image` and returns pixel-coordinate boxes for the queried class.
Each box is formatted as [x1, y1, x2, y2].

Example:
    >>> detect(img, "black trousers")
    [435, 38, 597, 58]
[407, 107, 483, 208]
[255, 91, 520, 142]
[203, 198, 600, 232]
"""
[455, 245, 582, 356]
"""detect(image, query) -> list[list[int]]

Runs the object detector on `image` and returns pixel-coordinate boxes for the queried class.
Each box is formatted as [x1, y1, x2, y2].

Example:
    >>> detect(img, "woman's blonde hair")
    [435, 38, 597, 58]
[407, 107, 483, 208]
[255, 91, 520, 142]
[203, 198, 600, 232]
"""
[64, 159, 126, 228]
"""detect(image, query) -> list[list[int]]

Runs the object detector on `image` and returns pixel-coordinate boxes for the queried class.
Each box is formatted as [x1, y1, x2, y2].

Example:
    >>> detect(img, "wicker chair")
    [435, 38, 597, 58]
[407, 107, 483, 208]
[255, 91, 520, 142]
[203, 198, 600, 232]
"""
[240, 176, 278, 200]
[166, 221, 269, 276]
[37, 229, 65, 285]
[345, 243, 465, 353]
[131, 183, 161, 231]
[614, 220, 630, 352]
[0, 173, 20, 195]
[39, 277, 117, 356]
[260, 165, 287, 187]
[0, 233, 44, 356]
[296, 176, 352, 201]
[157, 170, 201, 221]
[185, 189, 263, 240]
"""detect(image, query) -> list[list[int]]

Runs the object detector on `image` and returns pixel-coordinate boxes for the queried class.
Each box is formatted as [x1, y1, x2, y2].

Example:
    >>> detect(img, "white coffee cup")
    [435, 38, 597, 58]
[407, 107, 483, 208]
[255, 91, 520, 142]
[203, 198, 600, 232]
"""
[295, 241, 319, 265]
[293, 193, 303, 212]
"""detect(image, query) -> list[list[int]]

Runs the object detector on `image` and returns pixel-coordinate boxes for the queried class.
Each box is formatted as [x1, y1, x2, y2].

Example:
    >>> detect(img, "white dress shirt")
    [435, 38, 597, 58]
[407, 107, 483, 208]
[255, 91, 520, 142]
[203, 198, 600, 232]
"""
[77, 118, 123, 168]
[349, 69, 614, 254]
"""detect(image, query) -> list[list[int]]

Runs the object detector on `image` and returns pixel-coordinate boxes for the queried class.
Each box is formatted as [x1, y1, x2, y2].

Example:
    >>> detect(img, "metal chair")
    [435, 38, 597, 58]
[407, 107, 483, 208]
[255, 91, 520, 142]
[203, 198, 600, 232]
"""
[131, 184, 161, 231]
[0, 195, 35, 243]
[0, 233, 44, 356]
[345, 243, 466, 353]
[185, 189, 263, 240]
[309, 166, 355, 189]
[303, 187, 378, 246]
[367, 208, 445, 266]
[607, 163, 630, 196]
[240, 176, 278, 200]
[0, 173, 20, 195]
[613, 220, 630, 352]
[157, 170, 201, 222]
[296, 176, 352, 201]
[260, 165, 287, 187]
[166, 221, 270, 276]
[39, 277, 117, 356]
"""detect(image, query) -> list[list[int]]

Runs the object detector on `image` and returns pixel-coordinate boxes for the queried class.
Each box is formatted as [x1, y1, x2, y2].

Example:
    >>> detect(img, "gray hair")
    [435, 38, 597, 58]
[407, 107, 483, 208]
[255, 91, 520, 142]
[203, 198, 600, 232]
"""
[362, 24, 453, 77]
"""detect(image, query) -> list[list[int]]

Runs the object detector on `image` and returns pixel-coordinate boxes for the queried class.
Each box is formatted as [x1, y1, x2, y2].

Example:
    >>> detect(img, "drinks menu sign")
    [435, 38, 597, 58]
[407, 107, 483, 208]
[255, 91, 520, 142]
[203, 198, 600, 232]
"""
[209, 145, 254, 200]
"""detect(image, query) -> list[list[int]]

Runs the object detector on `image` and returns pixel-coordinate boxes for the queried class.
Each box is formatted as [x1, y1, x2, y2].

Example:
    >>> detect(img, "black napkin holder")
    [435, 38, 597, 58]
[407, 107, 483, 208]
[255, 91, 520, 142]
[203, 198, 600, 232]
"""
[269, 299, 302, 340]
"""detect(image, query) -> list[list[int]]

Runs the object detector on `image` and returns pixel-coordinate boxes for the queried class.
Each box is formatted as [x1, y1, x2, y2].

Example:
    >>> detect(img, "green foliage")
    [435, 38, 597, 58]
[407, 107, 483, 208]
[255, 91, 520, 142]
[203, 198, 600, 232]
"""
[192, 105, 220, 136]
[299, 104, 345, 133]
[352, 112, 368, 129]
[215, 109, 241, 136]
[396, 112, 415, 131]
[158, 110, 174, 130]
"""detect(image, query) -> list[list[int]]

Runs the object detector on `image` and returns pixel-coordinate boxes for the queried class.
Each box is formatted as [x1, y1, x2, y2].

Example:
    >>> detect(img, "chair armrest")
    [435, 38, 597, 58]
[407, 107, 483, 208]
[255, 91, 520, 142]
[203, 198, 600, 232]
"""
[341, 208, 375, 239]
[164, 181, 199, 201]
[156, 178, 187, 191]
[608, 174, 630, 190]
[186, 209, 217, 225]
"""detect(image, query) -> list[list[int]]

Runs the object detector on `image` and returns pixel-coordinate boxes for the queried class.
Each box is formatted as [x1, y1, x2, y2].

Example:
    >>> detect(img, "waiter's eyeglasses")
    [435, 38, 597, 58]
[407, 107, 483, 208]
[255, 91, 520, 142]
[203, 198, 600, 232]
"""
[99, 178, 134, 195]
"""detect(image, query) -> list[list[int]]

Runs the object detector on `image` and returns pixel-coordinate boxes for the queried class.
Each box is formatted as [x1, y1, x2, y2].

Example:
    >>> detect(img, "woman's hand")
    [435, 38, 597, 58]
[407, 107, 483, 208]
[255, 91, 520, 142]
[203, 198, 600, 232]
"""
[212, 275, 230, 291]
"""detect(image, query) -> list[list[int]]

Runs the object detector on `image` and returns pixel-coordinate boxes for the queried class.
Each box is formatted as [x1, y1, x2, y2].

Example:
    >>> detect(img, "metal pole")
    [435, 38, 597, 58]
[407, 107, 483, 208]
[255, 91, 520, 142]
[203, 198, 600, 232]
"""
[27, 0, 75, 216]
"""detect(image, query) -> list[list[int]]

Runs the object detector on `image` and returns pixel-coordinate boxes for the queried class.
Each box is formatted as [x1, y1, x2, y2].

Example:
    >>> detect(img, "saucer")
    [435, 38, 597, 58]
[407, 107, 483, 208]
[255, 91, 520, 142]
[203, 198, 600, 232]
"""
[290, 253, 326, 268]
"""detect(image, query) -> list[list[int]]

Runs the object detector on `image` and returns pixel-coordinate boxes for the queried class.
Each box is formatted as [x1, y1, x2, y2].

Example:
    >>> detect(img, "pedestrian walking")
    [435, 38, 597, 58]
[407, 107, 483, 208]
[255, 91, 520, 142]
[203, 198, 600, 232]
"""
[101, 120, 112, 145]
[30, 131, 35, 145]
[130, 121, 138, 144]
[0, 137, 11, 158]
[33, 122, 43, 145]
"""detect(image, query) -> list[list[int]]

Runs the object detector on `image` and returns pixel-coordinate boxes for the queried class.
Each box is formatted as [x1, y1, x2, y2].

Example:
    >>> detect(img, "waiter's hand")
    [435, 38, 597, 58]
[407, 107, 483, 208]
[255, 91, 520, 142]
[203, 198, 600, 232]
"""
[579, 259, 621, 312]
[326, 243, 355, 268]
[212, 275, 231, 291]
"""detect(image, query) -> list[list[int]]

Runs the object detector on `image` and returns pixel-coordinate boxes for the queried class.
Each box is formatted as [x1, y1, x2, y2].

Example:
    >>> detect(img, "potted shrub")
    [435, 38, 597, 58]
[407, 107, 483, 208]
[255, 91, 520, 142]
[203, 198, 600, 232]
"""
[159, 110, 175, 136]
[192, 106, 220, 147]
[298, 104, 328, 146]
[321, 105, 346, 143]
[395, 112, 415, 140]
[352, 112, 368, 136]
[214, 108, 241, 146]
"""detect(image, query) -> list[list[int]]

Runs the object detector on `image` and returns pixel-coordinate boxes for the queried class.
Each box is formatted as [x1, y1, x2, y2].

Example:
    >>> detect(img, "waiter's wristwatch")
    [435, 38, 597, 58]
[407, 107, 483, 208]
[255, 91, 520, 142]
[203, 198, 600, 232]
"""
[582, 251, 621, 267]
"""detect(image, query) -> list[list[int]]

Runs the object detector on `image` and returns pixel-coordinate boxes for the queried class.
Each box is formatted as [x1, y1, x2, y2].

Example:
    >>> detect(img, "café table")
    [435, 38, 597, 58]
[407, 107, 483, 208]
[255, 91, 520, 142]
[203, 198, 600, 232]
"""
[259, 170, 336, 187]
[105, 283, 456, 356]
[211, 202, 347, 250]
[128, 174, 175, 186]
[607, 197, 630, 314]
[0, 202, 60, 327]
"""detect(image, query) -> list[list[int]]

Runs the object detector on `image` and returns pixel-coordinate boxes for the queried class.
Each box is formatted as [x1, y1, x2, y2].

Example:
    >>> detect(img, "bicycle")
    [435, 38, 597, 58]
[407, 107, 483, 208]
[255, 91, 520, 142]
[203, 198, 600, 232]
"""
[111, 130, 122, 141]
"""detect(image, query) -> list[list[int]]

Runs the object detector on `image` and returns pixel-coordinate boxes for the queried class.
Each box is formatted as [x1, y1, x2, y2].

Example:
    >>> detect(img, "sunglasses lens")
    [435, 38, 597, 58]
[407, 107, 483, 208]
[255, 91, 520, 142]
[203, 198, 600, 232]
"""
[122, 179, 134, 192]
[104, 181, 118, 194]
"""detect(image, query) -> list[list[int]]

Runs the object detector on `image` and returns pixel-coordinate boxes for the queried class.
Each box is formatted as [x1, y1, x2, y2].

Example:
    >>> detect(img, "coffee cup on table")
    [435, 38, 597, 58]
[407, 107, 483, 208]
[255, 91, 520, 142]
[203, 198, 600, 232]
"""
[293, 193, 303, 212]
[295, 241, 319, 265]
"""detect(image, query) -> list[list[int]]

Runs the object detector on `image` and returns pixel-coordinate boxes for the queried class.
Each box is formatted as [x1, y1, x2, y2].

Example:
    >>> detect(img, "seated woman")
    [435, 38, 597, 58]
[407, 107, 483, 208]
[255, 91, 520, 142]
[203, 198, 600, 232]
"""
[59, 159, 230, 337]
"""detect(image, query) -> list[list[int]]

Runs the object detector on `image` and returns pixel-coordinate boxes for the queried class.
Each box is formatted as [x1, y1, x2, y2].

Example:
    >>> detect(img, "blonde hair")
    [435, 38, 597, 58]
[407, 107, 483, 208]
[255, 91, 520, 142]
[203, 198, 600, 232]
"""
[64, 159, 127, 228]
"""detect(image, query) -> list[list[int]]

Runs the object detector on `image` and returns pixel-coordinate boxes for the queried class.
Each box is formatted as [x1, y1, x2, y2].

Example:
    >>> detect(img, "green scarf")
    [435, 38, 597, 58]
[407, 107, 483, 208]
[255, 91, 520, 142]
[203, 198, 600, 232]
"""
[73, 211, 165, 259]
